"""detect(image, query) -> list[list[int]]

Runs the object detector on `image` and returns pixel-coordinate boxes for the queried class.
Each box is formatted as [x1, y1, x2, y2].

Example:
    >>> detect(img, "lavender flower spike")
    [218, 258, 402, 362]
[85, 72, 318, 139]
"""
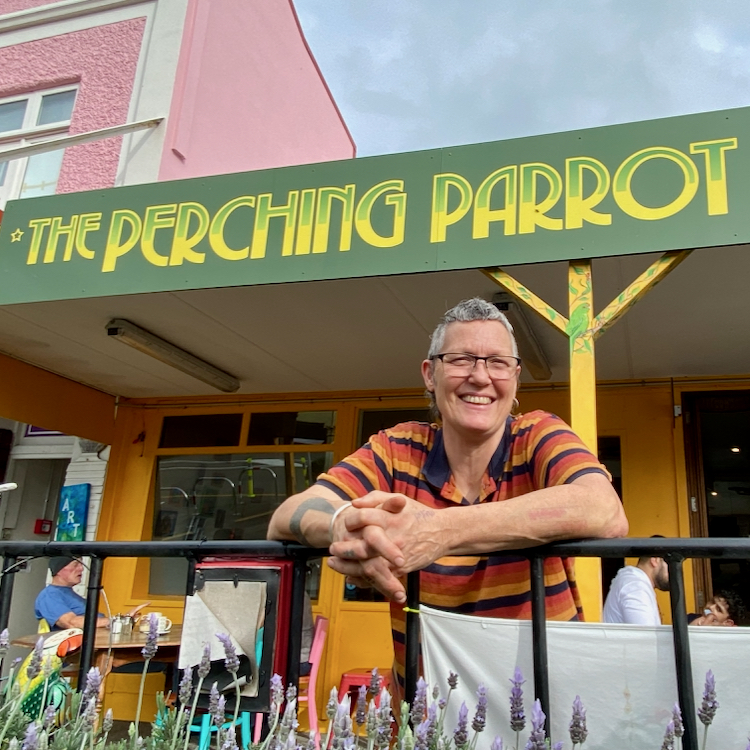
[21, 722, 38, 750]
[0, 628, 9, 654]
[355, 685, 367, 726]
[661, 720, 675, 750]
[448, 671, 459, 690]
[569, 695, 587, 746]
[414, 719, 431, 750]
[42, 705, 56, 730]
[270, 674, 285, 716]
[369, 667, 381, 697]
[698, 670, 719, 726]
[509, 667, 525, 733]
[472, 683, 487, 734]
[524, 700, 547, 750]
[410, 677, 428, 727]
[26, 637, 44, 680]
[179, 667, 193, 705]
[552, 744, 563, 750]
[197, 642, 211, 679]
[325, 686, 339, 721]
[672, 703, 684, 738]
[216, 633, 240, 674]
[453, 701, 469, 748]
[81, 667, 102, 706]
[141, 613, 159, 660]
[490, 738, 503, 750]
[81, 696, 98, 731]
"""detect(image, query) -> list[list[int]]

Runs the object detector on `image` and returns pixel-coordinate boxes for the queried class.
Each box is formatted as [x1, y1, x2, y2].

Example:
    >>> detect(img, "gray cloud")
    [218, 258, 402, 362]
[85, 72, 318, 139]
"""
[294, 0, 750, 155]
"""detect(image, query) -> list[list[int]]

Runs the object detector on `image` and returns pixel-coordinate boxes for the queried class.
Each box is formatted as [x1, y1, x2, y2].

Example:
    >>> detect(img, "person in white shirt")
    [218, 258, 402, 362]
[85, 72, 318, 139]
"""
[602, 553, 669, 625]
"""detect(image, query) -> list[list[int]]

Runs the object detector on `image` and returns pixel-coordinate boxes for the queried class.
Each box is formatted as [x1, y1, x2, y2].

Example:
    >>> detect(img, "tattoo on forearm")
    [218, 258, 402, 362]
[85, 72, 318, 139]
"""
[289, 496, 335, 545]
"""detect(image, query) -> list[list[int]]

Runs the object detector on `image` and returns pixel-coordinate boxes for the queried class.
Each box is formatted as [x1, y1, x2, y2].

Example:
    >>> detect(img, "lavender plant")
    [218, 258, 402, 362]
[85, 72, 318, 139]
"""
[508, 667, 525, 750]
[133, 613, 159, 743]
[671, 703, 683, 750]
[568, 695, 587, 748]
[698, 670, 718, 750]
[660, 719, 675, 750]
[217, 633, 242, 731]
[524, 700, 547, 750]
[182, 642, 212, 750]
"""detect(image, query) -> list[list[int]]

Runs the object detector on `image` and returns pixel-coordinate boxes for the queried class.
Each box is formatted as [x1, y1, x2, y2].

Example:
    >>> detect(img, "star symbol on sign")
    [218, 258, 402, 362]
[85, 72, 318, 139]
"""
[10, 228, 23, 242]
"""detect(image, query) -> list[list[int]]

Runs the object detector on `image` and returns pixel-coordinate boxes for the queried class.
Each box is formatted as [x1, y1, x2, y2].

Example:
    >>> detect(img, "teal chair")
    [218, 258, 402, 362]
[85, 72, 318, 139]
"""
[190, 627, 264, 750]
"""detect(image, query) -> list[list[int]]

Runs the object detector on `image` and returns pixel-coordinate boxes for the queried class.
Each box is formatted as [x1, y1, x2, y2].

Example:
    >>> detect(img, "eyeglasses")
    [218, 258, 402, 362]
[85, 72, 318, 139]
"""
[432, 353, 521, 380]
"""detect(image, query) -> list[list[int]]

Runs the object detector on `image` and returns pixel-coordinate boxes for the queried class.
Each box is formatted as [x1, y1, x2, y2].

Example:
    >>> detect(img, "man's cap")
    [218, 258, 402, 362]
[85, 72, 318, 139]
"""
[49, 556, 78, 576]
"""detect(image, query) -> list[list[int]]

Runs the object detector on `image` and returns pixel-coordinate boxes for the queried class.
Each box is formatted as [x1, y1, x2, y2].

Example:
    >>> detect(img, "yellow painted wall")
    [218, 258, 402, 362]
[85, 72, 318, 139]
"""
[0, 352, 115, 442]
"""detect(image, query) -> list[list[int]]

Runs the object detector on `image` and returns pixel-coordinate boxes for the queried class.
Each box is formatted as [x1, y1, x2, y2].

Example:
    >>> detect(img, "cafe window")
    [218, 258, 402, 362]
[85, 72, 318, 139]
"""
[150, 450, 334, 595]
[247, 411, 336, 445]
[159, 414, 243, 448]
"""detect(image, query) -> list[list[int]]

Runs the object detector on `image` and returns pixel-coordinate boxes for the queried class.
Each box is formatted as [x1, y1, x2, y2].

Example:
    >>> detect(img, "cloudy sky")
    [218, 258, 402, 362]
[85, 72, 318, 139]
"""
[294, 1, 750, 157]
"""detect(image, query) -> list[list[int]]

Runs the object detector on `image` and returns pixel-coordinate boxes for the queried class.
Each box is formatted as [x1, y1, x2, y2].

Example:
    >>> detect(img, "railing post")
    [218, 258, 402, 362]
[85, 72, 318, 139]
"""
[405, 570, 420, 705]
[79, 556, 104, 684]
[530, 556, 551, 735]
[0, 555, 17, 632]
[286, 557, 306, 691]
[667, 556, 698, 750]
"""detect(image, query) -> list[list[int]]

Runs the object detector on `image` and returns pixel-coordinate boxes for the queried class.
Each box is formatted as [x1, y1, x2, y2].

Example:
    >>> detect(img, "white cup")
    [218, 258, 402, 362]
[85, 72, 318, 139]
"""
[140, 612, 172, 633]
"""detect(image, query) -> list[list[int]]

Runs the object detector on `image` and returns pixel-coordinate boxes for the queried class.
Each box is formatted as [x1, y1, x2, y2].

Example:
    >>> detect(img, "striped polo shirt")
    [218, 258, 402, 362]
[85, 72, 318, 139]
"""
[317, 410, 610, 676]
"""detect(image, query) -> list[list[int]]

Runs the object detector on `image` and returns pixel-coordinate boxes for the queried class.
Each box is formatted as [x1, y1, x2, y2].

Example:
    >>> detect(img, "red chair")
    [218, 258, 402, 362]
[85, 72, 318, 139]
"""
[339, 667, 392, 707]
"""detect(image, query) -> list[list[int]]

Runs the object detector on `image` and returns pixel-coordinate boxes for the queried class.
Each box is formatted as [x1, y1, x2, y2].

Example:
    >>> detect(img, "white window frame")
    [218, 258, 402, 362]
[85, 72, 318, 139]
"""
[0, 84, 78, 209]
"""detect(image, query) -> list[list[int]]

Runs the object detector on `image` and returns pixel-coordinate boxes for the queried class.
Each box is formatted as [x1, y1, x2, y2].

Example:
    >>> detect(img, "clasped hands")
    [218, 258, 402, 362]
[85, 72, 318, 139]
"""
[327, 491, 443, 603]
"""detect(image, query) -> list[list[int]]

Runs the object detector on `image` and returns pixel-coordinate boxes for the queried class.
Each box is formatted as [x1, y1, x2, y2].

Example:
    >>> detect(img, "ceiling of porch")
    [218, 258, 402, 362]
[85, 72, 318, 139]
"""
[0, 244, 747, 399]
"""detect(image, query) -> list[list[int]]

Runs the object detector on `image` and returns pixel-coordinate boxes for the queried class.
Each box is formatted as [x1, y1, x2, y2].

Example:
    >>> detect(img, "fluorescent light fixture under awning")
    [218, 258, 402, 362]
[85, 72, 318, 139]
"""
[106, 318, 240, 393]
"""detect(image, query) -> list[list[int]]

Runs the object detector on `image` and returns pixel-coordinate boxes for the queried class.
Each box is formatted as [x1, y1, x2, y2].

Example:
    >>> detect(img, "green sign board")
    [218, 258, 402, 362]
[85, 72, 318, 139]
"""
[0, 107, 748, 304]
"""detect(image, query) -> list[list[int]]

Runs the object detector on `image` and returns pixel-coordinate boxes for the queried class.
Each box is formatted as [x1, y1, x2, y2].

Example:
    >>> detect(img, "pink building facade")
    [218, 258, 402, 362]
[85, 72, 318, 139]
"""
[0, 0, 355, 209]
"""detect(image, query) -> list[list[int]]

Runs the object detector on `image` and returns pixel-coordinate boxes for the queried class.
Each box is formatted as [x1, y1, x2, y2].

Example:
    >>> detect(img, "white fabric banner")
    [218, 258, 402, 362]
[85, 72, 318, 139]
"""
[421, 605, 750, 749]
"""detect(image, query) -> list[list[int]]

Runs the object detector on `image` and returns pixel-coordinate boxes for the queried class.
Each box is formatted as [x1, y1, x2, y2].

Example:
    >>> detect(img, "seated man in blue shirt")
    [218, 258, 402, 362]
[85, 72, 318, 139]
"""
[35, 556, 109, 630]
[35, 556, 146, 630]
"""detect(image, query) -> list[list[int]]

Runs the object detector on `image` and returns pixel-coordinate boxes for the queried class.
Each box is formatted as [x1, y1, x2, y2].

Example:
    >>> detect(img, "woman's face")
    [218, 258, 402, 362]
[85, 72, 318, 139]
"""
[422, 320, 520, 442]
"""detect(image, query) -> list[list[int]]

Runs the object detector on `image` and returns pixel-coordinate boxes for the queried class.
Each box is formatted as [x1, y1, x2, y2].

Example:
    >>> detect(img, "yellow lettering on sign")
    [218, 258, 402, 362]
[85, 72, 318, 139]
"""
[170, 202, 209, 265]
[355, 179, 406, 247]
[44, 215, 79, 263]
[472, 166, 517, 238]
[252, 191, 299, 259]
[75, 213, 101, 259]
[613, 147, 698, 220]
[26, 218, 51, 265]
[565, 157, 612, 229]
[141, 204, 175, 267]
[102, 210, 142, 273]
[209, 196, 254, 261]
[430, 173, 472, 243]
[519, 163, 563, 234]
[294, 189, 317, 256]
[313, 185, 355, 253]
[690, 138, 738, 216]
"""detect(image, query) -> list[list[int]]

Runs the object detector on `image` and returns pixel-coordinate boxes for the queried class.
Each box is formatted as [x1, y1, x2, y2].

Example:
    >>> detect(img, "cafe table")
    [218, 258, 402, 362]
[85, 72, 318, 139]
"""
[13, 624, 183, 693]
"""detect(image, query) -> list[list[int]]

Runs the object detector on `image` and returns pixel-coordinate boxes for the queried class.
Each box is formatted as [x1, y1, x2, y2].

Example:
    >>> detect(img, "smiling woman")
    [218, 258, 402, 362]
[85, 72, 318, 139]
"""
[268, 297, 627, 680]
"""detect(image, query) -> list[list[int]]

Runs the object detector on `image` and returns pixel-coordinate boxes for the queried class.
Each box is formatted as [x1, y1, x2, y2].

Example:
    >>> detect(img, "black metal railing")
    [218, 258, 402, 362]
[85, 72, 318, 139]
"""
[0, 537, 747, 750]
[405, 536, 750, 750]
[0, 540, 319, 694]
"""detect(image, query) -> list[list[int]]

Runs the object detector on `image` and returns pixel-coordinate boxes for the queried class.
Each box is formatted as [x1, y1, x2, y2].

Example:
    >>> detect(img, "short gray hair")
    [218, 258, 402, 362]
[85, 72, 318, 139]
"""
[424, 298, 519, 421]
[427, 298, 518, 359]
